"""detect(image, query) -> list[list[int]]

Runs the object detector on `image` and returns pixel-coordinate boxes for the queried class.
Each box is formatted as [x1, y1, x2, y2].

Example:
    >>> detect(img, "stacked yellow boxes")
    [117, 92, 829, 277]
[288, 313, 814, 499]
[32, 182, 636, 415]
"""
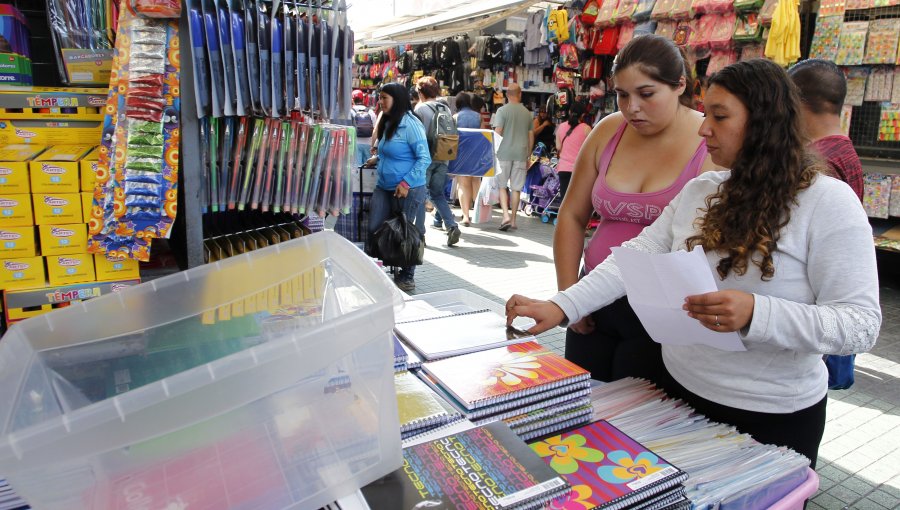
[0, 144, 44, 290]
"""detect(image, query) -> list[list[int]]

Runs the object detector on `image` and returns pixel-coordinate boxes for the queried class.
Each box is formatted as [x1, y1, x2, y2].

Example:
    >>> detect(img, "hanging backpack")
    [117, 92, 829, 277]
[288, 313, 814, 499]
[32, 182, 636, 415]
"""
[547, 8, 570, 42]
[425, 102, 459, 161]
[352, 105, 374, 138]
[438, 37, 456, 66]
[502, 37, 516, 64]
[397, 50, 413, 74]
[514, 40, 525, 65]
[595, 26, 620, 55]
[559, 43, 580, 69]
[485, 37, 504, 66]
[582, 56, 604, 82]
[581, 0, 600, 24]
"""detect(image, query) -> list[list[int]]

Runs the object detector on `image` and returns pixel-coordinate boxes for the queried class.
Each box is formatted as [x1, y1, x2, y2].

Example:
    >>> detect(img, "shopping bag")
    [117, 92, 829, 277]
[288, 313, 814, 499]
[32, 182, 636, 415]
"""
[825, 354, 855, 390]
[473, 189, 493, 224]
[370, 210, 425, 266]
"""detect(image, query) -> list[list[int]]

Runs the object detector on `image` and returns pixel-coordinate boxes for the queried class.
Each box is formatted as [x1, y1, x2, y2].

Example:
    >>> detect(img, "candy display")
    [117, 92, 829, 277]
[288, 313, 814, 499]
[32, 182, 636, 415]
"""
[809, 15, 842, 61]
[844, 67, 869, 106]
[864, 173, 892, 218]
[835, 21, 869, 66]
[818, 0, 847, 17]
[865, 67, 894, 102]
[87, 7, 180, 263]
[878, 104, 900, 142]
[864, 19, 900, 65]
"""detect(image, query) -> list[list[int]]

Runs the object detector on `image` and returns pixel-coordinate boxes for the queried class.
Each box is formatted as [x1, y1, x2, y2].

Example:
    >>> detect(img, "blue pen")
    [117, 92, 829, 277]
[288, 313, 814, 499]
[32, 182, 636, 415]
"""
[203, 10, 226, 114]
[320, 20, 330, 118]
[217, 4, 237, 112]
[272, 16, 284, 116]
[189, 8, 211, 113]
[297, 17, 308, 110]
[244, 0, 261, 114]
[230, 8, 251, 111]
[258, 8, 272, 115]
[284, 11, 295, 111]
[309, 18, 319, 113]
[330, 20, 340, 120]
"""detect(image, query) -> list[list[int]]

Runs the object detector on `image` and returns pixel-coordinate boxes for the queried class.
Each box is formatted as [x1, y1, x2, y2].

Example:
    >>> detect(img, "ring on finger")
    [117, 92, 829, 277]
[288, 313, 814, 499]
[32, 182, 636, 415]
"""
[714, 315, 720, 327]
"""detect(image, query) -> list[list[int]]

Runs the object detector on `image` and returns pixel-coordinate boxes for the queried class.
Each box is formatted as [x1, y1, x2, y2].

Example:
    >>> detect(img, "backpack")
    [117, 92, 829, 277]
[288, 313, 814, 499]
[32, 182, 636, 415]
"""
[397, 51, 413, 74]
[581, 0, 600, 24]
[425, 102, 459, 161]
[547, 8, 570, 42]
[438, 37, 458, 66]
[582, 56, 604, 82]
[501, 37, 515, 64]
[352, 105, 374, 137]
[485, 37, 504, 66]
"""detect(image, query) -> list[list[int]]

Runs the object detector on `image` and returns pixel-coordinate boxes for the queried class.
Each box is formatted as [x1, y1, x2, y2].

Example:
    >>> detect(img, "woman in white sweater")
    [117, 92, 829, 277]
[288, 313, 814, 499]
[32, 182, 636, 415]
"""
[505, 59, 880, 469]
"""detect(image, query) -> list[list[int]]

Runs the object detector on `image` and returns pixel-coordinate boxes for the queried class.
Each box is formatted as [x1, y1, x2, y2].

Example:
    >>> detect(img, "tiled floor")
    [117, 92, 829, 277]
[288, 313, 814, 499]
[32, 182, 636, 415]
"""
[406, 206, 900, 510]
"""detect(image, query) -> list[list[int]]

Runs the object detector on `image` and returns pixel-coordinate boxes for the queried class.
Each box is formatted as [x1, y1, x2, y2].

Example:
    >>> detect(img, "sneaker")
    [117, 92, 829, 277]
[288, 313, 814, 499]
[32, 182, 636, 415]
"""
[446, 226, 460, 246]
[429, 223, 445, 231]
[395, 278, 416, 292]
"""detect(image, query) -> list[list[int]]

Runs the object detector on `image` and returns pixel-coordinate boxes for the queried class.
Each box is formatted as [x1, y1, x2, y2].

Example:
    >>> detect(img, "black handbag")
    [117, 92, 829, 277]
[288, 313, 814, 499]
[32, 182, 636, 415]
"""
[369, 204, 424, 267]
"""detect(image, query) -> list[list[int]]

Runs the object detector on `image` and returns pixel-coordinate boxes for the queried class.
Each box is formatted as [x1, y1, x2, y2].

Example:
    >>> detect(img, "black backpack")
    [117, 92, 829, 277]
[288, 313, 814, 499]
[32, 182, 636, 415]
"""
[485, 37, 503, 66]
[514, 41, 525, 66]
[438, 37, 457, 66]
[397, 50, 413, 74]
[417, 43, 435, 68]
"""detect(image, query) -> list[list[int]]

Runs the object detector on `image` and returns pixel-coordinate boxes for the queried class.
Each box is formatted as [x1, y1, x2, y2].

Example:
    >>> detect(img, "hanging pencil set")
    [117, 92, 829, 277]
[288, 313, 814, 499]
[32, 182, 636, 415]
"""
[186, 0, 356, 217]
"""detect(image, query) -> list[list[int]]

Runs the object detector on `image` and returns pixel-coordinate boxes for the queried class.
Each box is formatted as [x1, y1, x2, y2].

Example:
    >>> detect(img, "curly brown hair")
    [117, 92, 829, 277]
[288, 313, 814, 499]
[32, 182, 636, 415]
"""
[686, 59, 820, 280]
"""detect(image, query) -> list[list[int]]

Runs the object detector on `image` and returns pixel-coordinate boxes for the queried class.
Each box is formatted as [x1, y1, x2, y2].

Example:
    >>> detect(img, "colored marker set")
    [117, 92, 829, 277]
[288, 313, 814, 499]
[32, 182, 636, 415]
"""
[200, 116, 356, 217]
[187, 0, 353, 121]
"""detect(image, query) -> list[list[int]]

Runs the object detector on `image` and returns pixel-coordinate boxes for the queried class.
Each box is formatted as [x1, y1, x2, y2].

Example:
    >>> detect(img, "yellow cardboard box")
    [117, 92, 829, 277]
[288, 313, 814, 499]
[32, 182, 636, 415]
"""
[39, 224, 87, 256]
[30, 144, 93, 193]
[94, 253, 139, 281]
[80, 192, 93, 222]
[0, 226, 35, 257]
[0, 256, 44, 289]
[32, 193, 82, 224]
[0, 193, 33, 227]
[0, 119, 104, 146]
[0, 144, 45, 193]
[46, 253, 94, 285]
[79, 146, 99, 191]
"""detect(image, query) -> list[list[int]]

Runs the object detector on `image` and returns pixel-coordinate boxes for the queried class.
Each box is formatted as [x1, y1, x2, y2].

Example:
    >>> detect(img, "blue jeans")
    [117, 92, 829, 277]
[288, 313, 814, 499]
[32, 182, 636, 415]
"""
[427, 161, 456, 229]
[368, 185, 426, 280]
[356, 142, 371, 166]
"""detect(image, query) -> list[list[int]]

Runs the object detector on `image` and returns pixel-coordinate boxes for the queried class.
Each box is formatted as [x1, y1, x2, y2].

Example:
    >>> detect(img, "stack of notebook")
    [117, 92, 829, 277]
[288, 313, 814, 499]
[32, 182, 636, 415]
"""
[392, 333, 408, 372]
[416, 341, 593, 440]
[0, 478, 26, 510]
[362, 421, 572, 509]
[394, 371, 463, 440]
[529, 420, 690, 510]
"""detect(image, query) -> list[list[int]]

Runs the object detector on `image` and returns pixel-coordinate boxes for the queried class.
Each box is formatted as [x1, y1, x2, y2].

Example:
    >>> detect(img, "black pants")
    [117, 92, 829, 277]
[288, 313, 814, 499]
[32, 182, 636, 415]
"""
[564, 297, 665, 384]
[558, 172, 572, 202]
[658, 370, 827, 469]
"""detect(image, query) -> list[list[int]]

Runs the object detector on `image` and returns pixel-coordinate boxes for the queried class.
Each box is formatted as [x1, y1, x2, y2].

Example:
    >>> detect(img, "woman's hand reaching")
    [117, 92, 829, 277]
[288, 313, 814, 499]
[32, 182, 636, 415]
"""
[506, 294, 567, 335]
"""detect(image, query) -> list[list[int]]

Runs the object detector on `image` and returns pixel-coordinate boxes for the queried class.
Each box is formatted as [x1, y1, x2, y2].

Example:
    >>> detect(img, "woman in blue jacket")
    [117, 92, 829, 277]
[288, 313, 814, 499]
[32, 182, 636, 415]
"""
[369, 82, 431, 292]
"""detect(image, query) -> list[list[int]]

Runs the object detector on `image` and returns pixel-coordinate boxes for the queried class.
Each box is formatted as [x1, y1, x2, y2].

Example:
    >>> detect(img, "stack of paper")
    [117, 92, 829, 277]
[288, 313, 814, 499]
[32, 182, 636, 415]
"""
[395, 309, 535, 361]
[417, 342, 593, 440]
[394, 371, 462, 440]
[0, 478, 26, 510]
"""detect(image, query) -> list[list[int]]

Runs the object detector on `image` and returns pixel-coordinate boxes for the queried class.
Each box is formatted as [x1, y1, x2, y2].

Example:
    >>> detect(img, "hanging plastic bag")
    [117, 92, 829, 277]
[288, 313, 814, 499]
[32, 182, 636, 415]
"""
[369, 210, 425, 267]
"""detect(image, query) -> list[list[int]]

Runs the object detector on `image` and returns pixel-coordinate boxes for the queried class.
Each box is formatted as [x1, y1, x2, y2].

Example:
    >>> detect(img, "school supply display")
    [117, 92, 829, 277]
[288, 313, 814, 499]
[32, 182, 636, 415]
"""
[87, 6, 180, 262]
[46, 0, 117, 84]
[587, 378, 814, 509]
[529, 420, 689, 510]
[361, 421, 571, 510]
[809, 14, 841, 60]
[864, 19, 900, 65]
[835, 21, 869, 66]
[394, 309, 535, 361]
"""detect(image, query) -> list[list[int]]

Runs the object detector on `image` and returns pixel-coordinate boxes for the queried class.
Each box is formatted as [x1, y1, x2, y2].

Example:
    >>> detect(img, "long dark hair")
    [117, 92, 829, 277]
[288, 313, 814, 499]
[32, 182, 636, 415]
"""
[377, 82, 413, 141]
[611, 34, 693, 107]
[686, 59, 819, 280]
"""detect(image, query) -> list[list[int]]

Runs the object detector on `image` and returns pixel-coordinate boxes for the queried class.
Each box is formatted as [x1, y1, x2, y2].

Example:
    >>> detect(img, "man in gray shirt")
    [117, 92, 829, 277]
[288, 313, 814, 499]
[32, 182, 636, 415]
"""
[414, 76, 460, 246]
[492, 83, 534, 231]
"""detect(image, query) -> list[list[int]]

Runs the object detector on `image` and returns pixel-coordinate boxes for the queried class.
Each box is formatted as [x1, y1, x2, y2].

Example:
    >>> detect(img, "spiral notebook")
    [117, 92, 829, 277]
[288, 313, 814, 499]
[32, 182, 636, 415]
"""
[528, 420, 688, 510]
[421, 341, 591, 411]
[362, 421, 571, 510]
[394, 309, 535, 361]
[394, 371, 459, 434]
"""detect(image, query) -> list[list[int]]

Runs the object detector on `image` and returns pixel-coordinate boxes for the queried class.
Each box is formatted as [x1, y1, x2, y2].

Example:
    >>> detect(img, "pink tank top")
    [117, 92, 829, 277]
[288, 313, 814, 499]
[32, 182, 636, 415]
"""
[584, 121, 708, 271]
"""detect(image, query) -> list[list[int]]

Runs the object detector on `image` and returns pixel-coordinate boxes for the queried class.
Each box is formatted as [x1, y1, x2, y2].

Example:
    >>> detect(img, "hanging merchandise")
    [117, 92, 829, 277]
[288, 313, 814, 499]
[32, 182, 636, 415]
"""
[818, 0, 847, 17]
[615, 0, 639, 23]
[864, 67, 893, 102]
[846, 0, 872, 7]
[656, 20, 678, 39]
[734, 0, 764, 10]
[87, 6, 180, 263]
[844, 67, 869, 106]
[740, 42, 766, 60]
[582, 0, 601, 24]
[670, 0, 695, 20]
[809, 15, 842, 61]
[893, 68, 900, 103]
[863, 19, 900, 65]
[547, 8, 570, 43]
[617, 22, 637, 52]
[733, 12, 763, 43]
[835, 21, 869, 66]
[652, 0, 678, 20]
[633, 0, 658, 21]
[597, 0, 621, 27]
[46, 0, 118, 85]
[764, 0, 800, 66]
[759, 0, 778, 25]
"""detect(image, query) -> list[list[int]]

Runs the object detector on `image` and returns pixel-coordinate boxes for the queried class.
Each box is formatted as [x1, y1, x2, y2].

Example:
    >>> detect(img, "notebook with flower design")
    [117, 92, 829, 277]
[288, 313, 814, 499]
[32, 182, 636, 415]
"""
[421, 341, 591, 410]
[528, 420, 688, 510]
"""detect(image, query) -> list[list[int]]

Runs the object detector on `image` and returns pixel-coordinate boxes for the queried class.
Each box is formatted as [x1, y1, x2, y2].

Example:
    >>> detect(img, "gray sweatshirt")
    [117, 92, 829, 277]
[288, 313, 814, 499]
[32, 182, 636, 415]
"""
[551, 171, 881, 413]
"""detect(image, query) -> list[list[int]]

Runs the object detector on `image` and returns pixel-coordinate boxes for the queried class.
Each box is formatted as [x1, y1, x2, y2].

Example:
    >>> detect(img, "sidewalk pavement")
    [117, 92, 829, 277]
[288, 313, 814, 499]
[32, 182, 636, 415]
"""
[408, 206, 900, 510]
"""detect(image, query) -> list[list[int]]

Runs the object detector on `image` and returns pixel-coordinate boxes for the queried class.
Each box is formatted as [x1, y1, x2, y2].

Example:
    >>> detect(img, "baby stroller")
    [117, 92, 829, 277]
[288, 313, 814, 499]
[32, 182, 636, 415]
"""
[522, 162, 561, 224]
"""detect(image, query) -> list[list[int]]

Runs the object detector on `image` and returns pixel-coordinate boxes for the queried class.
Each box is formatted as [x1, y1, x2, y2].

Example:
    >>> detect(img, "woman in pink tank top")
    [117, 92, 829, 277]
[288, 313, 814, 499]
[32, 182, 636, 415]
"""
[553, 35, 714, 382]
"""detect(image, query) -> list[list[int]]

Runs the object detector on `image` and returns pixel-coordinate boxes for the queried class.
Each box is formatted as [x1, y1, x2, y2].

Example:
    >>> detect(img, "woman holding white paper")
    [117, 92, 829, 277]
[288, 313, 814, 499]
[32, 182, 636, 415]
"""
[506, 59, 880, 469]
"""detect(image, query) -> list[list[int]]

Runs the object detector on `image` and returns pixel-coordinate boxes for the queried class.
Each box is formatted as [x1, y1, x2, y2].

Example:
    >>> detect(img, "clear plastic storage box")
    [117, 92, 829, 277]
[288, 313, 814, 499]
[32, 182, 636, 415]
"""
[0, 232, 403, 510]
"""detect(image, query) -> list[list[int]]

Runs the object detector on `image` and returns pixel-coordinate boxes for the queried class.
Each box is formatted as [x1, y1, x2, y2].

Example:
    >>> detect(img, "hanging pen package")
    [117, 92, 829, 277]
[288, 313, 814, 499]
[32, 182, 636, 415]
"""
[46, 0, 116, 85]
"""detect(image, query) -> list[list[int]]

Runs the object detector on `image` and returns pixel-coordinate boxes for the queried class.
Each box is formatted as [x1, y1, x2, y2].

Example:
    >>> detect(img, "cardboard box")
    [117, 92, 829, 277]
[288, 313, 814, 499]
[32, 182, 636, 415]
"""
[0, 256, 44, 290]
[0, 86, 106, 120]
[0, 54, 32, 86]
[94, 253, 140, 281]
[2, 278, 139, 323]
[80, 192, 93, 222]
[0, 193, 33, 227]
[46, 253, 94, 285]
[39, 224, 87, 256]
[0, 119, 103, 146]
[32, 193, 82, 224]
[0, 226, 35, 257]
[0, 144, 45, 193]
[30, 144, 94, 193]
[80, 146, 100, 191]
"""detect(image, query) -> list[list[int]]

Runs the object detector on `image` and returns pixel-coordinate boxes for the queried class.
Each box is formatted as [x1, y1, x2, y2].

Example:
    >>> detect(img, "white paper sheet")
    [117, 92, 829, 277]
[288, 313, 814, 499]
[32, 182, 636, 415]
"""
[610, 246, 746, 351]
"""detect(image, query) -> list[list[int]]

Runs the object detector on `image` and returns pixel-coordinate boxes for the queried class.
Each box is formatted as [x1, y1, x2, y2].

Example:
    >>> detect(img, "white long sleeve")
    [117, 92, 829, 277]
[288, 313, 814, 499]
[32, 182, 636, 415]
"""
[550, 171, 881, 413]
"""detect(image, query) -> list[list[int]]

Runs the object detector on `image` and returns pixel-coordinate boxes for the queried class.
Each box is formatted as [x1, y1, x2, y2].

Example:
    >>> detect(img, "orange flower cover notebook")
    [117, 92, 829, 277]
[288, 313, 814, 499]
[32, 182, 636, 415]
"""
[421, 341, 590, 410]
